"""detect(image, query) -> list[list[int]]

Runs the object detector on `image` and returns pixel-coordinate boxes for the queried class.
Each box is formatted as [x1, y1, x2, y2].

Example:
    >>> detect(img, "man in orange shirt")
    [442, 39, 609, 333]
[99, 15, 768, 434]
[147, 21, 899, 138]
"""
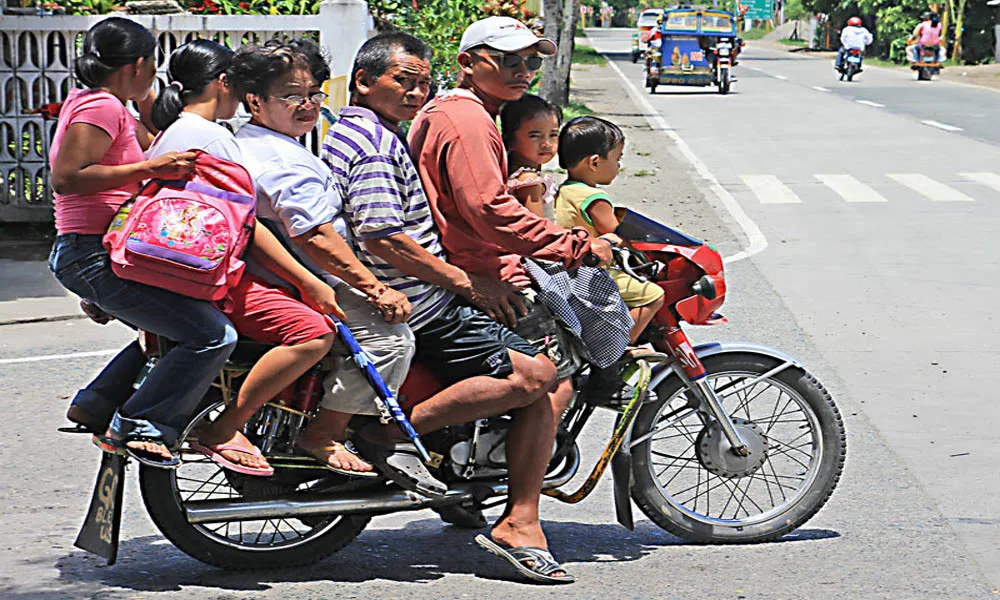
[409, 16, 616, 584]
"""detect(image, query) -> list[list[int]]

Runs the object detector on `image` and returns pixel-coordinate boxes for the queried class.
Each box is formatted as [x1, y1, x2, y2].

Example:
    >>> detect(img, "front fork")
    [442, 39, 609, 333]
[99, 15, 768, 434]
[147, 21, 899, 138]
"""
[652, 316, 750, 456]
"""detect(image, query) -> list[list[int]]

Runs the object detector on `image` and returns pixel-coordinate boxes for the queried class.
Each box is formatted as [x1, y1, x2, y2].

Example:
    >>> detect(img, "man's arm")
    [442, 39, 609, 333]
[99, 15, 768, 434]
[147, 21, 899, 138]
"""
[364, 233, 526, 326]
[437, 120, 610, 268]
[294, 224, 410, 323]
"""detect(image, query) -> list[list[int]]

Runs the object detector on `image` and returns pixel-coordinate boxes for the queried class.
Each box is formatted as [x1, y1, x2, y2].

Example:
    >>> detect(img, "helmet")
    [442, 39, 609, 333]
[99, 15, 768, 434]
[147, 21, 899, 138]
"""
[847, 16, 862, 27]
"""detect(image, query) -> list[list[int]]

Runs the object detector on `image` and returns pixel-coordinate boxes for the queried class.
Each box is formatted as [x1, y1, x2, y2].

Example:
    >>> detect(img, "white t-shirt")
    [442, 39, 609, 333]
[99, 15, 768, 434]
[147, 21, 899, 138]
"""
[145, 112, 242, 162]
[235, 122, 349, 288]
[840, 26, 873, 50]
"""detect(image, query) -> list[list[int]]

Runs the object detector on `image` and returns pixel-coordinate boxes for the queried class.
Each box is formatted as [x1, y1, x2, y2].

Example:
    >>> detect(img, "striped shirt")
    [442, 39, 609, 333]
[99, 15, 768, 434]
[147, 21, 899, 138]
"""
[322, 106, 453, 330]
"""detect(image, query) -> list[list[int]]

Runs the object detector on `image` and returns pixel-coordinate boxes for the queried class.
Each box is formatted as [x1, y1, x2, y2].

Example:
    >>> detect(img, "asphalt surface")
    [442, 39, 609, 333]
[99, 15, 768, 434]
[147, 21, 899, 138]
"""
[0, 31, 996, 599]
[588, 27, 1000, 595]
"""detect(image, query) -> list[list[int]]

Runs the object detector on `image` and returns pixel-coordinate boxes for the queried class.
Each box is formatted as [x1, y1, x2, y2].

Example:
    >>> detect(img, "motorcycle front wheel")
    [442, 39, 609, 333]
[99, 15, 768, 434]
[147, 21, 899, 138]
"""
[140, 398, 371, 569]
[629, 352, 846, 543]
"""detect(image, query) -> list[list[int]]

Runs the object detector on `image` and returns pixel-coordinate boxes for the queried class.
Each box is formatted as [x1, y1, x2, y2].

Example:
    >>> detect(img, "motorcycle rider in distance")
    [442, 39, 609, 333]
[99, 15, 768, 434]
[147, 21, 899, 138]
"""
[908, 11, 945, 64]
[835, 16, 873, 72]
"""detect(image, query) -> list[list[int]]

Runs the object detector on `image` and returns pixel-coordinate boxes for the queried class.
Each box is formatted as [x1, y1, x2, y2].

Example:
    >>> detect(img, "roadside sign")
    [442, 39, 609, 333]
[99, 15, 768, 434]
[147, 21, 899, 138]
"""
[741, 0, 773, 20]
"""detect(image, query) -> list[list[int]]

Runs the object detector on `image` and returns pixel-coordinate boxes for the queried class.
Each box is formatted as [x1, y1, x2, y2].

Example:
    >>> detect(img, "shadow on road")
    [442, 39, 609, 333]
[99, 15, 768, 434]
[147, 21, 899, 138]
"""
[45, 517, 840, 594]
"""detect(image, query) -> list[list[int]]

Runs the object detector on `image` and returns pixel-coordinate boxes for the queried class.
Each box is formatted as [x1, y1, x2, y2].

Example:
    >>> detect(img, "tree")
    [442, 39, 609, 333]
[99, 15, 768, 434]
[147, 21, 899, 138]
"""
[539, 0, 579, 106]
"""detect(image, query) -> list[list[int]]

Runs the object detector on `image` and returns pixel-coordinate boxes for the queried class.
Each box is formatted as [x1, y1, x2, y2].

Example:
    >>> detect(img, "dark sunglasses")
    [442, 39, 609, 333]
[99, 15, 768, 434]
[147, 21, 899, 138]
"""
[478, 50, 544, 71]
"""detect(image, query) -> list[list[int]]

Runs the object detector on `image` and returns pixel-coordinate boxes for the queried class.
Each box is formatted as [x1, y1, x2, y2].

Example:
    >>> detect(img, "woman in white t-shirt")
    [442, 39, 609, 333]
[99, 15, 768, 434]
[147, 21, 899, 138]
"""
[146, 40, 376, 477]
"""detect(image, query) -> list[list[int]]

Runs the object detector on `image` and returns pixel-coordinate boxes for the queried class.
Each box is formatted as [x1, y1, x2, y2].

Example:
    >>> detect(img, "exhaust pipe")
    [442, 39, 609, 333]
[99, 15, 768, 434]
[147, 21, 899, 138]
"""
[186, 445, 580, 525]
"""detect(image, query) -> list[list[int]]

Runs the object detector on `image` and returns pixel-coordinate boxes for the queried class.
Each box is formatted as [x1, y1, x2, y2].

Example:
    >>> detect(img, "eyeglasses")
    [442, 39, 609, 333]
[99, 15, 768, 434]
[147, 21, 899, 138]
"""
[272, 92, 328, 107]
[478, 51, 544, 71]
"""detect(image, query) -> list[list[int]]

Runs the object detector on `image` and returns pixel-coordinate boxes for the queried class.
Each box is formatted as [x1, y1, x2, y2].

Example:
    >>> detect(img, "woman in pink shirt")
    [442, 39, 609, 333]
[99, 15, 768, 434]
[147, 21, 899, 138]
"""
[911, 12, 945, 63]
[49, 18, 238, 468]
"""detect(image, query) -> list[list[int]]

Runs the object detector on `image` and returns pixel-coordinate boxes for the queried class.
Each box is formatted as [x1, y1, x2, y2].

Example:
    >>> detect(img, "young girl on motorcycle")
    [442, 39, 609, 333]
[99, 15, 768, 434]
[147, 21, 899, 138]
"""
[500, 93, 562, 220]
[146, 40, 373, 476]
[500, 96, 635, 399]
[49, 18, 236, 468]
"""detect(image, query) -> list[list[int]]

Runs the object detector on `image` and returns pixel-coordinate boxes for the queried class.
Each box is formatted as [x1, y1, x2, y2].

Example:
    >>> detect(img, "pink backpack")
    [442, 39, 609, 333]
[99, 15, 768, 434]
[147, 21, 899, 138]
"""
[103, 150, 256, 301]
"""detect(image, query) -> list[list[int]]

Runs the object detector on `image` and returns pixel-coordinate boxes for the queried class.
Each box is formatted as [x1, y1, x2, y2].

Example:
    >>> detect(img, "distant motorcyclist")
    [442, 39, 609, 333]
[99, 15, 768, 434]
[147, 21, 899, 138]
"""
[909, 11, 945, 63]
[835, 16, 873, 70]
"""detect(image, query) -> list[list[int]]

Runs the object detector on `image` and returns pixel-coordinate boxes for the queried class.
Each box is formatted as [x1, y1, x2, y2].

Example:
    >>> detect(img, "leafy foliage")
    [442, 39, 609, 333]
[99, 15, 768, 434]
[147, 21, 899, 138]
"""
[368, 0, 524, 88]
[803, 0, 996, 64]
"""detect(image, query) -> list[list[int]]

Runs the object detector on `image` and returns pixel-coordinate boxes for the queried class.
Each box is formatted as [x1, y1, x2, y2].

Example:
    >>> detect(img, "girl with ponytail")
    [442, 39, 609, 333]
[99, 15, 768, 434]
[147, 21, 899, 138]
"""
[142, 40, 364, 477]
[147, 40, 241, 157]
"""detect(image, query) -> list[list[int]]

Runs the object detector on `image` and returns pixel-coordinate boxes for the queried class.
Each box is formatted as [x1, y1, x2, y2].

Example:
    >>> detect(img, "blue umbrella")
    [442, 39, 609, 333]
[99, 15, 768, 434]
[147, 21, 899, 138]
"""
[326, 316, 431, 462]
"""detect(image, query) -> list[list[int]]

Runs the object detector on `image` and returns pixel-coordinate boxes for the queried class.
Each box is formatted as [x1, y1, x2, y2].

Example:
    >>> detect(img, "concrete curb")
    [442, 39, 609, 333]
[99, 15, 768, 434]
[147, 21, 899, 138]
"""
[0, 313, 87, 327]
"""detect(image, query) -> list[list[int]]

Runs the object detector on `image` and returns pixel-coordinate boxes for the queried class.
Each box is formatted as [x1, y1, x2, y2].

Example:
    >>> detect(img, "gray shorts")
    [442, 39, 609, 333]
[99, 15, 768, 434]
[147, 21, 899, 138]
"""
[512, 291, 585, 380]
[321, 285, 416, 415]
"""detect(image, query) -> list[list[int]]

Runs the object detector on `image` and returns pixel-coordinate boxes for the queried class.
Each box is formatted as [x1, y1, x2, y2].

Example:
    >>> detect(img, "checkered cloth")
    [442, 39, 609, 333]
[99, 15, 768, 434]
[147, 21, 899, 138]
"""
[523, 259, 633, 369]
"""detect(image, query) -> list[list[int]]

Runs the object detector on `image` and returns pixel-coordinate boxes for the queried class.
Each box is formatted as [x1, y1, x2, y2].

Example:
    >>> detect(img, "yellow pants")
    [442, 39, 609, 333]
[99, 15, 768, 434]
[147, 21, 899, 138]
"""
[608, 267, 665, 308]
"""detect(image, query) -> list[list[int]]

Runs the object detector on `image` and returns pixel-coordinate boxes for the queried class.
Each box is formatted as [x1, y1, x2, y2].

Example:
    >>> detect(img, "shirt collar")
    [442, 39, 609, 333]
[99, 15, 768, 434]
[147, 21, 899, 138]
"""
[340, 105, 402, 134]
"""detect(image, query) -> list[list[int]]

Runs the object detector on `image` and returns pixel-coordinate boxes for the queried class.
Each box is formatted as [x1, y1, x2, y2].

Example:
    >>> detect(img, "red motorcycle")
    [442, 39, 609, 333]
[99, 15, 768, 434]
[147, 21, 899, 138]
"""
[74, 209, 846, 569]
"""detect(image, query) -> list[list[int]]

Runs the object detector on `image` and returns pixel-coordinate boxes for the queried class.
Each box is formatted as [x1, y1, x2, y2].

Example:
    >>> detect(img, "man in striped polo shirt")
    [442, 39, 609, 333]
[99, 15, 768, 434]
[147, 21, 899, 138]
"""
[322, 33, 567, 535]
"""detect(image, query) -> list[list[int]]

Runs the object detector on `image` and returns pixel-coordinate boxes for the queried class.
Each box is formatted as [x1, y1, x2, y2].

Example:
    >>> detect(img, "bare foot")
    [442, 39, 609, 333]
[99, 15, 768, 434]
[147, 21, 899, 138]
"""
[125, 439, 174, 460]
[104, 429, 174, 461]
[196, 429, 270, 470]
[297, 439, 374, 474]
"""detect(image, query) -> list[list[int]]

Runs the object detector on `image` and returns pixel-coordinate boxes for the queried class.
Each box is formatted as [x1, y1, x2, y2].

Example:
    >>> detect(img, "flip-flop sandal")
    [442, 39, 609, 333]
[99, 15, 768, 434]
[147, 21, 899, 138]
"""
[189, 441, 274, 477]
[351, 434, 448, 497]
[123, 436, 180, 469]
[474, 534, 576, 585]
[294, 442, 379, 478]
[91, 434, 127, 455]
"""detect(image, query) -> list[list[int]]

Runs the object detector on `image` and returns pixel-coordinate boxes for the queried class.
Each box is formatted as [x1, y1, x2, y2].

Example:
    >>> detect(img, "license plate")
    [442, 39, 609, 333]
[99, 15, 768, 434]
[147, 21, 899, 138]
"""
[848, 56, 861, 64]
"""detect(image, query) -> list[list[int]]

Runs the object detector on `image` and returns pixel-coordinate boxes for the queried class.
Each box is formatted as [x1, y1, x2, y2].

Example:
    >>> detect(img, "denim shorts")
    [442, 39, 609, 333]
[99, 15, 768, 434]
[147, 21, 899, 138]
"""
[511, 293, 584, 380]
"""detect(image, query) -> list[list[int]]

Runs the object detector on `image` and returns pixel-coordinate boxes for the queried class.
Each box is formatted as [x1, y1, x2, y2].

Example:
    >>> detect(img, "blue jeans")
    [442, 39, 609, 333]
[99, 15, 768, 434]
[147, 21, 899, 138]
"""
[49, 234, 237, 445]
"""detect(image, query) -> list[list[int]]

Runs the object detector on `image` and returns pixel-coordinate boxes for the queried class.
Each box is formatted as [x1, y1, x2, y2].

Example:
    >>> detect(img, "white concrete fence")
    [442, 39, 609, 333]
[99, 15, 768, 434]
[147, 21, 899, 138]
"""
[0, 0, 370, 222]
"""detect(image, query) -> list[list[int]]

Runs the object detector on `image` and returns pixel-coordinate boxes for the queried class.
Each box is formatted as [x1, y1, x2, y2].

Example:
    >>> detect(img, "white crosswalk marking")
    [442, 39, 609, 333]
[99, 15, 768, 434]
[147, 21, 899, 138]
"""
[888, 174, 974, 202]
[961, 172, 1000, 194]
[816, 174, 888, 203]
[741, 175, 802, 204]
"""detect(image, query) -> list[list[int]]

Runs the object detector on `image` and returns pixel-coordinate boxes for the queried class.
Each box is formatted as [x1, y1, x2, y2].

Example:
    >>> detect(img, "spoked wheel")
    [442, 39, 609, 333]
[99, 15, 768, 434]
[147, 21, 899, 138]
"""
[140, 399, 370, 569]
[630, 352, 846, 543]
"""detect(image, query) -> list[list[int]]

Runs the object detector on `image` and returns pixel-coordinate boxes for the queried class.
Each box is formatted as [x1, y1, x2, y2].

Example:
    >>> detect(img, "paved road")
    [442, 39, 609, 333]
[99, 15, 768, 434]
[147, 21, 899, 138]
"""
[587, 27, 1000, 595]
[1, 33, 996, 599]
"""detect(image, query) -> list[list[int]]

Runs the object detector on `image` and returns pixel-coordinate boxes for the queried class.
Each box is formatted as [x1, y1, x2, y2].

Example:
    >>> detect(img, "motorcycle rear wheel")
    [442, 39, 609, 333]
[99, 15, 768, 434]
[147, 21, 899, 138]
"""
[846, 63, 858, 82]
[140, 399, 371, 569]
[630, 352, 846, 543]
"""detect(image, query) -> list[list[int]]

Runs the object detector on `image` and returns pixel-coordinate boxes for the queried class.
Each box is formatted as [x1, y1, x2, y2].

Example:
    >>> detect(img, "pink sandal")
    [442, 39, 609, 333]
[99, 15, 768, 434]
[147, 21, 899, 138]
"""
[190, 441, 274, 477]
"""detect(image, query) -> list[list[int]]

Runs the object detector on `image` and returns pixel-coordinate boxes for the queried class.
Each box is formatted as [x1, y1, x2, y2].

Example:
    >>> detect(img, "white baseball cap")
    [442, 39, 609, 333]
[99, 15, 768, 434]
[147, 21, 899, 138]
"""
[459, 16, 557, 56]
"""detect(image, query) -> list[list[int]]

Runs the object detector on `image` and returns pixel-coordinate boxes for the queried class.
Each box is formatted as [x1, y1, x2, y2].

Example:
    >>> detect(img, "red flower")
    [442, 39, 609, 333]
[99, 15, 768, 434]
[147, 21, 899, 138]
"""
[239, 1, 248, 9]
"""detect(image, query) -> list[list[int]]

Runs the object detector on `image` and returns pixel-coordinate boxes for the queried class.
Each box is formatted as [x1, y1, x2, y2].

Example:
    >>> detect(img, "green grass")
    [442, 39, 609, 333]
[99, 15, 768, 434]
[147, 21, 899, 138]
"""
[632, 169, 657, 177]
[573, 44, 608, 66]
[741, 27, 770, 41]
[563, 100, 595, 120]
[779, 38, 808, 47]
